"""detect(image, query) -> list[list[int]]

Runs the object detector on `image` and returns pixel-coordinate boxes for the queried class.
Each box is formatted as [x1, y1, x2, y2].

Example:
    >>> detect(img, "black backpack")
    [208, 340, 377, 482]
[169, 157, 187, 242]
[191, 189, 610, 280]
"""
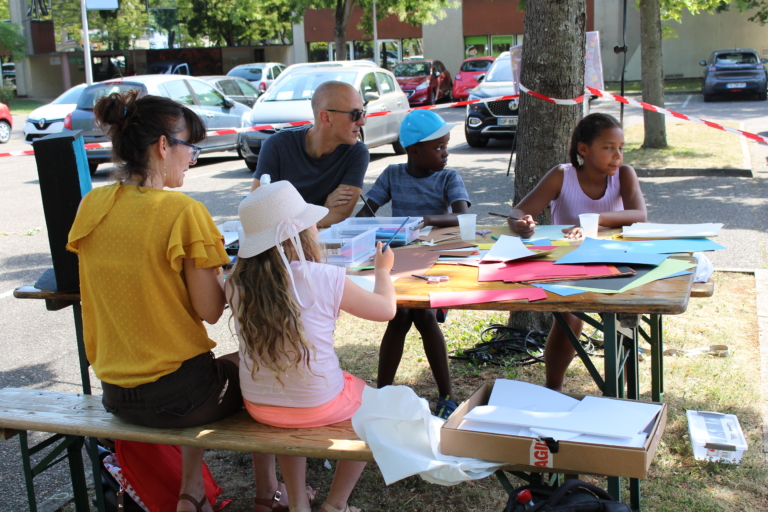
[504, 479, 632, 512]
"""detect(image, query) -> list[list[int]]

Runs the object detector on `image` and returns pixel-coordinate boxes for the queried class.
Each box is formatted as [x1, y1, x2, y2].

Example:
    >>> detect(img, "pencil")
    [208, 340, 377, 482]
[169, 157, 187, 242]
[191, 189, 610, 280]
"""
[489, 211, 535, 224]
[360, 195, 376, 217]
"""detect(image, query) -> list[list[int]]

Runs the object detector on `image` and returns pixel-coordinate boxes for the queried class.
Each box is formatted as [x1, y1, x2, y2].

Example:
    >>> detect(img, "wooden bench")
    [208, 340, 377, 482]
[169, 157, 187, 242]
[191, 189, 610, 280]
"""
[690, 278, 715, 298]
[0, 387, 373, 462]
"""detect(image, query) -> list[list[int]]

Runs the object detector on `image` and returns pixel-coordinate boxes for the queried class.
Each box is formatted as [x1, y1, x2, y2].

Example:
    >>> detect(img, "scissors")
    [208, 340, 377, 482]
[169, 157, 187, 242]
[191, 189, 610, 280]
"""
[412, 274, 450, 284]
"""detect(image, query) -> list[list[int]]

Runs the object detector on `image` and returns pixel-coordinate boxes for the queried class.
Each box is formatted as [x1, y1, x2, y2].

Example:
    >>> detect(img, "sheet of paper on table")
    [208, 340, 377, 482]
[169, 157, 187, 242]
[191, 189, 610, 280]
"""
[555, 258, 696, 294]
[554, 238, 668, 266]
[625, 238, 725, 254]
[481, 235, 538, 262]
[429, 287, 547, 308]
[622, 222, 724, 239]
[346, 275, 400, 293]
[522, 225, 574, 242]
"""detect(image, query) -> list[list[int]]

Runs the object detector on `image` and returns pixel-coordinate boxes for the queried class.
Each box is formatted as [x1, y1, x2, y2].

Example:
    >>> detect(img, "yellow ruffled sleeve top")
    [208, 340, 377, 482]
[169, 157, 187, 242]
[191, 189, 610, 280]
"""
[67, 183, 230, 388]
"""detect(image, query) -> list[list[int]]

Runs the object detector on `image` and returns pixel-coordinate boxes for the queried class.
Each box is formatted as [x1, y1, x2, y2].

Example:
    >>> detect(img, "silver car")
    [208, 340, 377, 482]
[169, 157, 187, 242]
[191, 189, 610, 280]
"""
[68, 75, 252, 174]
[240, 65, 408, 171]
[227, 62, 286, 92]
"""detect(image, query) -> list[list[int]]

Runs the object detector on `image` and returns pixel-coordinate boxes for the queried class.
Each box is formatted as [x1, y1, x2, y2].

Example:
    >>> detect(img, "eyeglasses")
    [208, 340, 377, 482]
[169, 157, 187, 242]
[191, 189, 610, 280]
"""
[326, 109, 367, 122]
[169, 137, 202, 163]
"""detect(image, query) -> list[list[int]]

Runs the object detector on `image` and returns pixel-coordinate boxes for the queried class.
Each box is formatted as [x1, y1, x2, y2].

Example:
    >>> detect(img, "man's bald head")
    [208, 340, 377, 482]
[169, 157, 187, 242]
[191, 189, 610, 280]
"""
[312, 81, 360, 118]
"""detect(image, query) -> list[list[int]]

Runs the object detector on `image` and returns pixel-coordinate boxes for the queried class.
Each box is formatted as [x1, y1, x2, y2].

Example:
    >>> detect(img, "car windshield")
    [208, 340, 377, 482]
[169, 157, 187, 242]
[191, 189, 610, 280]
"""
[461, 60, 493, 72]
[485, 58, 513, 82]
[265, 72, 357, 102]
[53, 86, 85, 105]
[228, 67, 263, 81]
[77, 83, 143, 111]
[715, 53, 758, 65]
[392, 62, 430, 77]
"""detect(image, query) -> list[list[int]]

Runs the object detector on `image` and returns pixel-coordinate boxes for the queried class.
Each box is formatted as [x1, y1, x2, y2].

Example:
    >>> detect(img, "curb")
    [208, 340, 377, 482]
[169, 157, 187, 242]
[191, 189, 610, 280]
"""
[635, 168, 753, 178]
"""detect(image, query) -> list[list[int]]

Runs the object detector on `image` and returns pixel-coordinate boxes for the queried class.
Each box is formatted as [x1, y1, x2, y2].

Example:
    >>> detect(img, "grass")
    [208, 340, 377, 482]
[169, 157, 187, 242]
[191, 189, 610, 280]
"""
[63, 272, 766, 511]
[623, 121, 745, 169]
[5, 97, 46, 115]
[605, 79, 701, 94]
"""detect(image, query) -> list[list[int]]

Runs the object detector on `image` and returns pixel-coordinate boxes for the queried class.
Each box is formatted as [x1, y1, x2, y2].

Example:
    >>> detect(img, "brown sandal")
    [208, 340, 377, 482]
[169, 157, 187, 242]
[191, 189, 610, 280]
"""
[179, 493, 207, 512]
[254, 484, 319, 512]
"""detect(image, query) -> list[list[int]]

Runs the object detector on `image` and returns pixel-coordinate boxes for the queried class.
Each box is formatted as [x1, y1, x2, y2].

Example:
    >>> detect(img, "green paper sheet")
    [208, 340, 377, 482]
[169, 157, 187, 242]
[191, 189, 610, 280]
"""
[554, 259, 696, 294]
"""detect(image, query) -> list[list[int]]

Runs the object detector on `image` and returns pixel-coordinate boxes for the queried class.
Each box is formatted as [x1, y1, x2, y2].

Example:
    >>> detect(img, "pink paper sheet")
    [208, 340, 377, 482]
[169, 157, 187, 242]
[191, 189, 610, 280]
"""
[429, 287, 547, 308]
[478, 261, 591, 282]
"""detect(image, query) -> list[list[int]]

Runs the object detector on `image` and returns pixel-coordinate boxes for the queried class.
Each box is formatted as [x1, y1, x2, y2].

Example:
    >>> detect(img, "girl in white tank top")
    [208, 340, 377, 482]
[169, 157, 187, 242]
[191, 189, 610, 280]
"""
[505, 113, 648, 392]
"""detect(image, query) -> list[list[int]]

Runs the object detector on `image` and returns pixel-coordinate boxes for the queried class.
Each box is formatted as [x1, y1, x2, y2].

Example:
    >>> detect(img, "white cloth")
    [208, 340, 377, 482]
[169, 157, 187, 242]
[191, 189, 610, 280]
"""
[351, 386, 504, 486]
[692, 252, 714, 283]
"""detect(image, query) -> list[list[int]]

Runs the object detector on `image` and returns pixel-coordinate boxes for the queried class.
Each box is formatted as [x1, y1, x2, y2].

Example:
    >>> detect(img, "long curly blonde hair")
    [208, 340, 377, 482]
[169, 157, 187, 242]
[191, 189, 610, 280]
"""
[227, 229, 325, 388]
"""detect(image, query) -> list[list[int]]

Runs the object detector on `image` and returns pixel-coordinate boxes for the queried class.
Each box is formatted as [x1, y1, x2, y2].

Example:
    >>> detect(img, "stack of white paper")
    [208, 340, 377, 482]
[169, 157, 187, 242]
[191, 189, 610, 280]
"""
[622, 223, 723, 239]
[457, 380, 660, 448]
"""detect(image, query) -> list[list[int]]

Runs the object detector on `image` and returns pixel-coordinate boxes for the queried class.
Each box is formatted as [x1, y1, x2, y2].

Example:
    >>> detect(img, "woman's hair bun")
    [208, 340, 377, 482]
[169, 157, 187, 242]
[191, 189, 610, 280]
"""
[94, 89, 140, 136]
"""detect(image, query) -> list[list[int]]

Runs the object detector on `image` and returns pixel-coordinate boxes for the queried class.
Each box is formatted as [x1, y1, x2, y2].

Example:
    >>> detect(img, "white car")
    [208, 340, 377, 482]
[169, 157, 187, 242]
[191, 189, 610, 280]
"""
[227, 62, 286, 92]
[240, 65, 408, 171]
[262, 60, 378, 97]
[24, 84, 87, 144]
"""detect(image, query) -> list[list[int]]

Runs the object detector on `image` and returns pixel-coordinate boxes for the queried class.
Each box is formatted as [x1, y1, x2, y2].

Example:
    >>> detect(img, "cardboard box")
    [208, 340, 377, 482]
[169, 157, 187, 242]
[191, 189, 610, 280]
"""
[441, 382, 667, 479]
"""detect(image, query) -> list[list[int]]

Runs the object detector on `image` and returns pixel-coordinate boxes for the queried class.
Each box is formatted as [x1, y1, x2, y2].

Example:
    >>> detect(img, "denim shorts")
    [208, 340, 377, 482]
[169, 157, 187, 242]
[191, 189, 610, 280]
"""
[101, 351, 242, 428]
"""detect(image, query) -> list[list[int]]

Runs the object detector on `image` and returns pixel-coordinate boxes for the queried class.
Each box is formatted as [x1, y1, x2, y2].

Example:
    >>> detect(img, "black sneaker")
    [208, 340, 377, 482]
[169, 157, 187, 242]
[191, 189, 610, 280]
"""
[435, 395, 458, 420]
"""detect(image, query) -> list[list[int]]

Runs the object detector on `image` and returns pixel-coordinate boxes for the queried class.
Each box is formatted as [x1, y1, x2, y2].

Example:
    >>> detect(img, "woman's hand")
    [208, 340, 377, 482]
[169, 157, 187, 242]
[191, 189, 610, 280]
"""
[562, 226, 583, 239]
[513, 215, 537, 238]
[374, 241, 394, 273]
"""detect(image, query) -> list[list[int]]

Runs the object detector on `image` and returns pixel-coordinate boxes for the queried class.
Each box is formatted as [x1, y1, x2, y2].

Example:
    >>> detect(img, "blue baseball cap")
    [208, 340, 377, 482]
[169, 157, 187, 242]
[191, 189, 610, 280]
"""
[399, 110, 459, 148]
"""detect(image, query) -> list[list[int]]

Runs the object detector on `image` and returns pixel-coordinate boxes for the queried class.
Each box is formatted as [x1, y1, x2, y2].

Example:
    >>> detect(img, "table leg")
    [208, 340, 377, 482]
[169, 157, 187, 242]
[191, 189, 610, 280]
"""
[648, 314, 664, 403]
[554, 313, 605, 393]
[624, 328, 639, 401]
[603, 314, 620, 398]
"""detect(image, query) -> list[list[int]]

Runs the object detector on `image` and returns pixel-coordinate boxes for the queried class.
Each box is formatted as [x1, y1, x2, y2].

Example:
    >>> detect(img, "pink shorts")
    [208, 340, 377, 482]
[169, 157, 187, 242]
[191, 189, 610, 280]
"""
[243, 371, 367, 429]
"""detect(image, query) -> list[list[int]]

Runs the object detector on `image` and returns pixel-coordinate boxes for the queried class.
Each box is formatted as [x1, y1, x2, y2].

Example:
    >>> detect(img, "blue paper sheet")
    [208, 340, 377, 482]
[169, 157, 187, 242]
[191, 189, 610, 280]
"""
[624, 238, 725, 254]
[522, 225, 574, 242]
[532, 284, 587, 296]
[554, 238, 668, 266]
[525, 237, 552, 247]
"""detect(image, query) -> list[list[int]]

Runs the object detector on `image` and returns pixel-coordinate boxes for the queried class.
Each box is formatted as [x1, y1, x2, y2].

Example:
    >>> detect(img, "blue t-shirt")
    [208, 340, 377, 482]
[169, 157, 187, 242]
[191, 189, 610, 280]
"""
[254, 127, 370, 206]
[366, 163, 471, 217]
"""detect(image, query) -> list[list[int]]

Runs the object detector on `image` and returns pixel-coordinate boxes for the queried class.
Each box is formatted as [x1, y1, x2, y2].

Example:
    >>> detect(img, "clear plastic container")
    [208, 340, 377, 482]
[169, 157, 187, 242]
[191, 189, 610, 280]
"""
[686, 410, 748, 464]
[319, 226, 377, 267]
[337, 217, 423, 247]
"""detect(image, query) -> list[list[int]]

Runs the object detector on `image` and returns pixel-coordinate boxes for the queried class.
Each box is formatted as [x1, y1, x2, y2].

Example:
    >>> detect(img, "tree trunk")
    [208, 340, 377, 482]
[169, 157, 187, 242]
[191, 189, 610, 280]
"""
[334, 0, 355, 60]
[639, 0, 667, 148]
[509, 0, 586, 331]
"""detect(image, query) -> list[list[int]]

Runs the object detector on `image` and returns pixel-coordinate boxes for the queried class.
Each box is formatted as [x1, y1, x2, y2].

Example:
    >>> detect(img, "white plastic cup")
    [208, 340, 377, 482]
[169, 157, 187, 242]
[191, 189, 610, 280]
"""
[578, 213, 600, 239]
[458, 214, 477, 241]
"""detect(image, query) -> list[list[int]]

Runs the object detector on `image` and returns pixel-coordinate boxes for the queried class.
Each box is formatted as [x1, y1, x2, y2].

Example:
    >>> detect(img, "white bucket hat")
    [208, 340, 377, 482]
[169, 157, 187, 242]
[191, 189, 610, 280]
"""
[238, 181, 328, 307]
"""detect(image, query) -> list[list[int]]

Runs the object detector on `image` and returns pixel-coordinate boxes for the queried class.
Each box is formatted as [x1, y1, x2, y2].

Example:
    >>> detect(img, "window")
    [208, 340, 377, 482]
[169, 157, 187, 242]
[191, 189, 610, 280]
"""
[78, 84, 143, 110]
[715, 52, 758, 64]
[491, 35, 513, 57]
[361, 73, 379, 95]
[485, 57, 513, 83]
[376, 72, 395, 94]
[275, 65, 285, 77]
[392, 62, 430, 77]
[218, 79, 242, 97]
[267, 67, 274, 80]
[461, 59, 493, 72]
[228, 66, 263, 81]
[308, 42, 330, 63]
[402, 38, 423, 60]
[161, 81, 195, 105]
[236, 80, 260, 98]
[188, 80, 226, 106]
[266, 71, 357, 101]
[464, 36, 489, 58]
[162, 80, 194, 105]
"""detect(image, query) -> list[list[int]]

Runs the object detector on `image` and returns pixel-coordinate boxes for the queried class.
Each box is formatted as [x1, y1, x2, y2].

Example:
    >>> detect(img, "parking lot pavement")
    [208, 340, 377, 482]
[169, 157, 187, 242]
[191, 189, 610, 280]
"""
[1, 94, 768, 509]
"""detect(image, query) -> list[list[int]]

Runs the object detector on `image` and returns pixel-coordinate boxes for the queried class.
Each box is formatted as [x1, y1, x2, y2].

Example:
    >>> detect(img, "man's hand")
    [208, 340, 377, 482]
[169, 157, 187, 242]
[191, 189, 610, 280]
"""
[324, 185, 354, 209]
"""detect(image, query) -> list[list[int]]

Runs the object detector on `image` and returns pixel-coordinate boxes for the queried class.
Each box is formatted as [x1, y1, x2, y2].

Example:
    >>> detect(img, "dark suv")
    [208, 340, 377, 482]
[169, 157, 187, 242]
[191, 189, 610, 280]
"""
[700, 49, 768, 102]
[464, 52, 518, 147]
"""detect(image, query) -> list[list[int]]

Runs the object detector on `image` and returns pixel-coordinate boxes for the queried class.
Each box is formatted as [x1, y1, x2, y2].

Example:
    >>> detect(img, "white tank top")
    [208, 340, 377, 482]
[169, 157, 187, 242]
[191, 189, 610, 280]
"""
[550, 163, 624, 226]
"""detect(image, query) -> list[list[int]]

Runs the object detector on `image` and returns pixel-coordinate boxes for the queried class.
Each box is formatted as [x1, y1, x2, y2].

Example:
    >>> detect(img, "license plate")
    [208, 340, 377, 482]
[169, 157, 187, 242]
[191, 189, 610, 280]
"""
[726, 82, 747, 89]
[498, 117, 518, 126]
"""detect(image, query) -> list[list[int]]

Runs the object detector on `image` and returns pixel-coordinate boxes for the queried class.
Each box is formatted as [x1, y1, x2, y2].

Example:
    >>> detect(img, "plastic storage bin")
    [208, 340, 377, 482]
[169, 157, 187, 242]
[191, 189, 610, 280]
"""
[319, 226, 377, 267]
[337, 217, 423, 247]
[686, 410, 748, 464]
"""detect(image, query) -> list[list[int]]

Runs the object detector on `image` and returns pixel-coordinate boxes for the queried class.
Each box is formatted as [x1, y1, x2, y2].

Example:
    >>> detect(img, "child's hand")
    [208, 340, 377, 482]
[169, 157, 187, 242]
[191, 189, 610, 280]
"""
[562, 226, 583, 239]
[514, 215, 536, 238]
[374, 241, 395, 272]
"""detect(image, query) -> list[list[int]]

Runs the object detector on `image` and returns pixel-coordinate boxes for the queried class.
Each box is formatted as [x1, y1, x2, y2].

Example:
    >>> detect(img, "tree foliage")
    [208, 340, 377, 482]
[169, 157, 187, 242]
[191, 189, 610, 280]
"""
[0, 22, 27, 62]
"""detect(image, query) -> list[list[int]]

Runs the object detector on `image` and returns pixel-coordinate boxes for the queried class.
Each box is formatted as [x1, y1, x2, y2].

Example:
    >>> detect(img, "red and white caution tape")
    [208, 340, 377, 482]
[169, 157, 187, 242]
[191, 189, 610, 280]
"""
[3, 86, 766, 158]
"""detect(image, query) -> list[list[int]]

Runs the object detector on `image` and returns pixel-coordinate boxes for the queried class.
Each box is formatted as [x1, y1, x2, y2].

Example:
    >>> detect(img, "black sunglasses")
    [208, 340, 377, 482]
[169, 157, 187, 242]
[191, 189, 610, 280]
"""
[326, 109, 367, 122]
[169, 137, 203, 163]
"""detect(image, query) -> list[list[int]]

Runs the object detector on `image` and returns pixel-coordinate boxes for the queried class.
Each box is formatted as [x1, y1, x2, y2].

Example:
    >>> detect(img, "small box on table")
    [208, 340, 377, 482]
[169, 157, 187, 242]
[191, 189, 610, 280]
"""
[337, 217, 423, 247]
[319, 226, 378, 267]
[440, 382, 667, 479]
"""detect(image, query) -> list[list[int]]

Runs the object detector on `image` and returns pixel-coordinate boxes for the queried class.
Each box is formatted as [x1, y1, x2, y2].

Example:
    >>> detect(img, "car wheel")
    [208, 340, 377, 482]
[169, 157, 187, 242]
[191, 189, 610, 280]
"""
[245, 159, 256, 172]
[759, 91, 767, 101]
[465, 125, 488, 148]
[427, 90, 436, 106]
[88, 161, 100, 175]
[0, 120, 10, 144]
[392, 139, 406, 155]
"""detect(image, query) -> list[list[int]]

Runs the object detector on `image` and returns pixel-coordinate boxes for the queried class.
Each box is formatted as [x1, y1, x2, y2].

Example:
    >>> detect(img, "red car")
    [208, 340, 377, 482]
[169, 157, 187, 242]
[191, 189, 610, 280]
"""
[0, 101, 11, 144]
[452, 56, 496, 101]
[392, 59, 453, 106]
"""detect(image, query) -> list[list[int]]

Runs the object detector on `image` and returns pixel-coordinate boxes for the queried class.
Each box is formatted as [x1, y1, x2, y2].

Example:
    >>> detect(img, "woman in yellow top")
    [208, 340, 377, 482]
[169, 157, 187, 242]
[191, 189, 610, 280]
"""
[67, 90, 240, 512]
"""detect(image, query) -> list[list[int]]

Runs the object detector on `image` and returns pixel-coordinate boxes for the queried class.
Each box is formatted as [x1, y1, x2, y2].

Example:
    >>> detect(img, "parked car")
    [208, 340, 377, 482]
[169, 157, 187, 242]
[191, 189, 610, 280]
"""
[452, 56, 495, 101]
[143, 60, 191, 75]
[24, 83, 87, 144]
[241, 65, 408, 171]
[67, 75, 252, 174]
[263, 60, 378, 96]
[227, 62, 286, 92]
[200, 76, 262, 108]
[2, 62, 15, 86]
[392, 59, 452, 106]
[700, 48, 768, 102]
[464, 52, 518, 148]
[0, 101, 12, 144]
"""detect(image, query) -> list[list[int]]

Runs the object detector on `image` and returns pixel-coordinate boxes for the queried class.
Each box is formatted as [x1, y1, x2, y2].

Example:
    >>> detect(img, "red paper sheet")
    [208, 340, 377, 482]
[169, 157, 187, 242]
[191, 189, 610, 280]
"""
[478, 261, 615, 282]
[430, 287, 547, 308]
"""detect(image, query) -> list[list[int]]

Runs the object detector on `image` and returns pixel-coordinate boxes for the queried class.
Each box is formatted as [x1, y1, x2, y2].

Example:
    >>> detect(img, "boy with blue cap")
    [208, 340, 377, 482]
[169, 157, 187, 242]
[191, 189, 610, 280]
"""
[357, 109, 471, 419]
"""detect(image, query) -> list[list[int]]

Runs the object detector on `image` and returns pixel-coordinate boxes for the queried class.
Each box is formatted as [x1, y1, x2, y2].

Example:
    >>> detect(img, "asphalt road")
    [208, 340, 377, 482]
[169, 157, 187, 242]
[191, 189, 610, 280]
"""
[1, 92, 767, 510]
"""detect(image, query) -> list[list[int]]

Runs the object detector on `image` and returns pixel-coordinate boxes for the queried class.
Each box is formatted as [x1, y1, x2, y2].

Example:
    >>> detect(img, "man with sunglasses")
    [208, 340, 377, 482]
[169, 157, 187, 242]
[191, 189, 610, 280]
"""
[250, 81, 369, 227]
